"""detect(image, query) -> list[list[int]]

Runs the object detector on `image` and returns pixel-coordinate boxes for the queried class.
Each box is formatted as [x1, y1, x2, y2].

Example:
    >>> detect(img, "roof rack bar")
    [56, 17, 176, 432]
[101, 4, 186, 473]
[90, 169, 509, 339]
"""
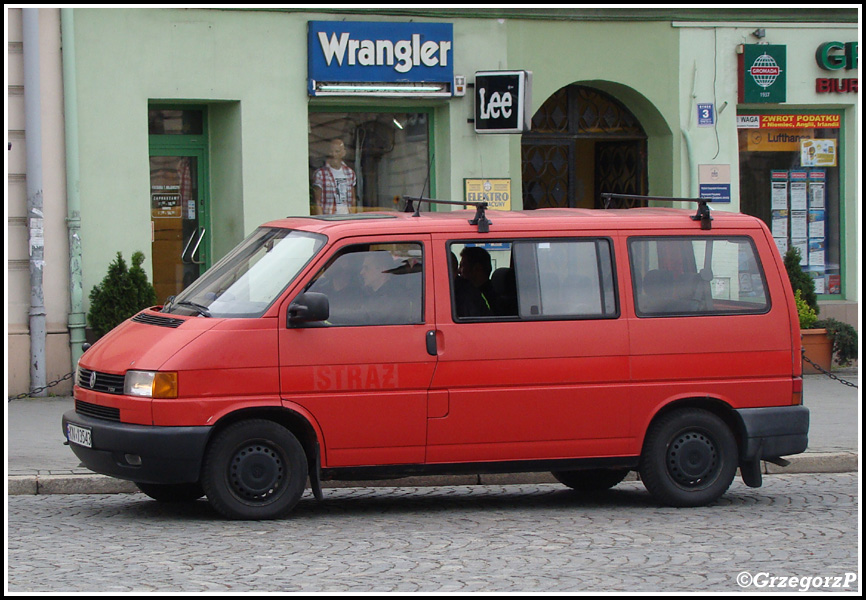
[601, 193, 714, 230]
[601, 193, 709, 206]
[402, 196, 492, 233]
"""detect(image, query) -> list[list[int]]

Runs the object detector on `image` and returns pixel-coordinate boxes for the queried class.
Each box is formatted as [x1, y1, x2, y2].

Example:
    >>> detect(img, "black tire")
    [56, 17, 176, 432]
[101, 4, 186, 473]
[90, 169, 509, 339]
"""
[201, 420, 308, 520]
[639, 408, 738, 507]
[551, 468, 630, 492]
[135, 481, 205, 502]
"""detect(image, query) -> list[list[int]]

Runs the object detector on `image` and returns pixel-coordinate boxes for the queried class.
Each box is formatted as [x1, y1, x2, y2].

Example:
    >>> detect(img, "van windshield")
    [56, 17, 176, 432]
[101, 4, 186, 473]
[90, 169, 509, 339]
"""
[163, 228, 326, 318]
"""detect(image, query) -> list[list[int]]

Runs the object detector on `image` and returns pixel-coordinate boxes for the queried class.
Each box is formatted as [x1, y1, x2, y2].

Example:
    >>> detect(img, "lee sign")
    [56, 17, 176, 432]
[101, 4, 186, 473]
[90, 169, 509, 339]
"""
[474, 71, 532, 133]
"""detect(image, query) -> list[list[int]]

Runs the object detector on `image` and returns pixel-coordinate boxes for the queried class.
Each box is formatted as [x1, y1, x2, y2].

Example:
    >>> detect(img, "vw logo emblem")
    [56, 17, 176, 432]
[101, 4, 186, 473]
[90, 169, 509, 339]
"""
[89, 371, 97, 388]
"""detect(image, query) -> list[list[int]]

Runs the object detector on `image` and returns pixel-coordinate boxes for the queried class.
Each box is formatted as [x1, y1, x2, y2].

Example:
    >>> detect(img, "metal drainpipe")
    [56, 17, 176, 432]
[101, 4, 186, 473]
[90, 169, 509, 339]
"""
[60, 8, 87, 370]
[23, 8, 47, 396]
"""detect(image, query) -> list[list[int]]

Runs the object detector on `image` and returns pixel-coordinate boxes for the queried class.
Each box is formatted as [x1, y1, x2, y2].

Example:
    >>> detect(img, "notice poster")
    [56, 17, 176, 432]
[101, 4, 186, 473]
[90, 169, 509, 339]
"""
[808, 170, 826, 209]
[773, 237, 788, 256]
[790, 211, 808, 239]
[801, 139, 837, 167]
[792, 238, 808, 265]
[771, 209, 788, 238]
[808, 210, 825, 239]
[789, 170, 808, 210]
[813, 274, 826, 294]
[809, 238, 825, 267]
[770, 171, 788, 210]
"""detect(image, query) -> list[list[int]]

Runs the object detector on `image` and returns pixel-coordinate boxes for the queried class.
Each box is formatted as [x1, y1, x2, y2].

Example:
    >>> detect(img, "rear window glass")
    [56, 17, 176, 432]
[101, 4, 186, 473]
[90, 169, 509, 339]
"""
[629, 237, 770, 317]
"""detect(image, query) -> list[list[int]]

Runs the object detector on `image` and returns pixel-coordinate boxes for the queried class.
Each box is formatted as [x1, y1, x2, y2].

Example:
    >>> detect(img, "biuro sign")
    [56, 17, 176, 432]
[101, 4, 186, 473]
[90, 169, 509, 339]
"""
[815, 41, 858, 94]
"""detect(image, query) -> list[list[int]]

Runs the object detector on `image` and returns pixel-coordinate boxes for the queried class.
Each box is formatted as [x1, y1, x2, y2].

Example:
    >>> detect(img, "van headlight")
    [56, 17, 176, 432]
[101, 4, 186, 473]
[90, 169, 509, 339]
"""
[124, 371, 178, 399]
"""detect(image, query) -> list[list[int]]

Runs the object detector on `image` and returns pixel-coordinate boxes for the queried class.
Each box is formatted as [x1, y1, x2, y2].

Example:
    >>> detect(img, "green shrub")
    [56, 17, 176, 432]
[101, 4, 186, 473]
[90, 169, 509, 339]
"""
[88, 251, 157, 337]
[784, 247, 818, 316]
[795, 290, 818, 330]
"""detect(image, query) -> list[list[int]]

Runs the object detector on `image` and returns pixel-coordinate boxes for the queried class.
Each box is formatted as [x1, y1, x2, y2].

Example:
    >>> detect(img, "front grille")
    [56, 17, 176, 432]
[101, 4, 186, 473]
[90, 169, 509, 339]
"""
[75, 400, 121, 422]
[132, 312, 184, 328]
[78, 368, 126, 395]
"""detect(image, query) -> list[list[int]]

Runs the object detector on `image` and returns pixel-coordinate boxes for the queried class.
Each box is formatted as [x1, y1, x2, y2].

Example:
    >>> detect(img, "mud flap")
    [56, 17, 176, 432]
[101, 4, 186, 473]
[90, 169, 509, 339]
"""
[739, 458, 763, 488]
[309, 442, 324, 501]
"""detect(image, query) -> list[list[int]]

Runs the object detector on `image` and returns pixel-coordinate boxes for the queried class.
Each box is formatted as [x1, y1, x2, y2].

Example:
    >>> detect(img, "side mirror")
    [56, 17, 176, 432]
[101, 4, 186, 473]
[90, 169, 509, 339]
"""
[288, 292, 329, 327]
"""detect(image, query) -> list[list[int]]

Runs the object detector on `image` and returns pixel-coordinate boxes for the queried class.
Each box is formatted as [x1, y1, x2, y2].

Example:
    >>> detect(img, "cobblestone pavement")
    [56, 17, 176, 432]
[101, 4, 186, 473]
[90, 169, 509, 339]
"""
[7, 474, 859, 593]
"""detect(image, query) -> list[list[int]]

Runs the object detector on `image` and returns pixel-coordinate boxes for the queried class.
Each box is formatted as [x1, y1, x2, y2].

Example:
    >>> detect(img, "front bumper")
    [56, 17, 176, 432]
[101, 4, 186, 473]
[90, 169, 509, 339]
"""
[62, 410, 212, 485]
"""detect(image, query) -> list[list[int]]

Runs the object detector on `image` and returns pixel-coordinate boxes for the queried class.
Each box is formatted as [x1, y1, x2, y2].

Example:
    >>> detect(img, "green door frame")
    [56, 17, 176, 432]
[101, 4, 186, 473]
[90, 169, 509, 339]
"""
[148, 106, 211, 289]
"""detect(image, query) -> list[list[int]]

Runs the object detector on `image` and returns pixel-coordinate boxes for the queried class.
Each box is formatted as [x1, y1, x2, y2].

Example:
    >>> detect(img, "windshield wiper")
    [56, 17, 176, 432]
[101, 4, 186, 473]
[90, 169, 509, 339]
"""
[176, 301, 212, 317]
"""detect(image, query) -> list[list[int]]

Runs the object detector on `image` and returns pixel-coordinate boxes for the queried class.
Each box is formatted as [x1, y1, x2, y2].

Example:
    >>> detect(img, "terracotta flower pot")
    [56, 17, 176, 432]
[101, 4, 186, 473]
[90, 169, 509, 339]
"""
[801, 328, 833, 374]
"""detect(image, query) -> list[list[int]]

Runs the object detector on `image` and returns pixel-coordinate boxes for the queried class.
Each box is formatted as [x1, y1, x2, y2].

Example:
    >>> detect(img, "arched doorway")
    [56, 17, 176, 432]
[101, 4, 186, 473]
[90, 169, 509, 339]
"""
[522, 85, 648, 210]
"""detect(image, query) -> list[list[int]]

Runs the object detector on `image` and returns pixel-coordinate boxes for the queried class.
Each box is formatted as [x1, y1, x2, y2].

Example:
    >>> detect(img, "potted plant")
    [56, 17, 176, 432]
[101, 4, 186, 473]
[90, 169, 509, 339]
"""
[814, 317, 858, 368]
[785, 247, 857, 373]
[795, 289, 833, 374]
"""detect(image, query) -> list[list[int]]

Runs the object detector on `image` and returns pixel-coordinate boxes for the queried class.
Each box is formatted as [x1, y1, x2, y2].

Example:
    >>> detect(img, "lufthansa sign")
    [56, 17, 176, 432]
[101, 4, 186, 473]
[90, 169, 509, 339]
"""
[474, 71, 532, 134]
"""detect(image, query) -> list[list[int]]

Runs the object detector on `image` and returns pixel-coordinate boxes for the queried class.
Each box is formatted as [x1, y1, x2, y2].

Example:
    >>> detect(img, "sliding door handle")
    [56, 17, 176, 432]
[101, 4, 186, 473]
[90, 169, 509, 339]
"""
[425, 330, 438, 356]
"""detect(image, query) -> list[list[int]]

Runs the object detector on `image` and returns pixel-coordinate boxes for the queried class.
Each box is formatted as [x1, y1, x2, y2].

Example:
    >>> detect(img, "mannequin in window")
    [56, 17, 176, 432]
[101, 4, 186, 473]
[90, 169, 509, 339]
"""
[312, 139, 357, 215]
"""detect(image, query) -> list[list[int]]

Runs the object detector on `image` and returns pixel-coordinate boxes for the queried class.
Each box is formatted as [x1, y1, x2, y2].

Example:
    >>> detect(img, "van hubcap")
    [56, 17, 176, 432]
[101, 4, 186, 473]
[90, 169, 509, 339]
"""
[666, 431, 718, 487]
[229, 443, 284, 501]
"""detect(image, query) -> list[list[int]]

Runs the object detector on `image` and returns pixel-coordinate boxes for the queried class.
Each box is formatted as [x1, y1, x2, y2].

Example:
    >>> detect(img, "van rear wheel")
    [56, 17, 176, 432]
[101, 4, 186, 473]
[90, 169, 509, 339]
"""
[640, 408, 737, 507]
[551, 468, 629, 492]
[202, 420, 307, 520]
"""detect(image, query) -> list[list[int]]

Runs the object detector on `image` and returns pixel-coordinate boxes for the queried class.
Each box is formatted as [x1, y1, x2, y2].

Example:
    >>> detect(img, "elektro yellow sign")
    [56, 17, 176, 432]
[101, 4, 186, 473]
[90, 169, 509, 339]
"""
[464, 178, 511, 210]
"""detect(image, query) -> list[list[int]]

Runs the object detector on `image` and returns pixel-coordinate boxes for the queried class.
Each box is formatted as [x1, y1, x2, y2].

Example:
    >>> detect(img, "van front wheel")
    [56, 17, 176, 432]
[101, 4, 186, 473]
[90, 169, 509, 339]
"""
[202, 420, 308, 520]
[639, 409, 737, 507]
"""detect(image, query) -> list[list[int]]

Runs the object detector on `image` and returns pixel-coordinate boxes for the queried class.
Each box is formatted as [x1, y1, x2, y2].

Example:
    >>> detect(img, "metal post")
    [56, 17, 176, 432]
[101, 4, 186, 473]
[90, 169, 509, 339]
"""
[23, 8, 47, 396]
[61, 8, 87, 369]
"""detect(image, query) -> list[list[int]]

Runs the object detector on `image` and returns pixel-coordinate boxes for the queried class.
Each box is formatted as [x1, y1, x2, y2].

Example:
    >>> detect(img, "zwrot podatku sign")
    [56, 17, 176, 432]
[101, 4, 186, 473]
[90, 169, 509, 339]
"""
[736, 114, 841, 129]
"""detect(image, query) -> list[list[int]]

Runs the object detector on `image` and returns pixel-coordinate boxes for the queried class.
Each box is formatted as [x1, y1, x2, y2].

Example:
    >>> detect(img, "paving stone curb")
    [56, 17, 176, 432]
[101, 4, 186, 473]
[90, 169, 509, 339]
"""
[7, 452, 857, 496]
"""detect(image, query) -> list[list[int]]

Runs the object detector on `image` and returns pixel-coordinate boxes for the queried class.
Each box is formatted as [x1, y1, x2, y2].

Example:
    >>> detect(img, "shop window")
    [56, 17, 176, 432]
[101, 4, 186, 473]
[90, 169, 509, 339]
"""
[308, 112, 430, 214]
[738, 113, 842, 295]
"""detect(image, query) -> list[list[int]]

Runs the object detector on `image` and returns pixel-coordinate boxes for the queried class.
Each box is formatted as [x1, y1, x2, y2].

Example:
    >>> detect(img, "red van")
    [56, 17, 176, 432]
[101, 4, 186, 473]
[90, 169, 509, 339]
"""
[64, 200, 809, 519]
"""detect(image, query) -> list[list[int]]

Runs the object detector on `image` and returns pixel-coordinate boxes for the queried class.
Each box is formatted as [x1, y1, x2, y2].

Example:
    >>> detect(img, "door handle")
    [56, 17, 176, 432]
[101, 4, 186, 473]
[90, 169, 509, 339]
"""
[426, 330, 438, 356]
[181, 227, 206, 265]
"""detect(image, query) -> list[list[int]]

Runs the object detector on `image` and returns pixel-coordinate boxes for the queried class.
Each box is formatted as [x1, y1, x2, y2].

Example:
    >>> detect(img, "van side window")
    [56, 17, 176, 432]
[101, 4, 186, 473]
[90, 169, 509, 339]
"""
[449, 239, 617, 321]
[629, 237, 769, 317]
[307, 242, 423, 326]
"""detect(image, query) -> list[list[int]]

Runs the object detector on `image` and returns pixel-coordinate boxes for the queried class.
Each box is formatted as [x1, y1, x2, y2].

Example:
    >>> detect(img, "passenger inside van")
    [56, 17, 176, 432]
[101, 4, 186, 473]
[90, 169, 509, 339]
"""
[458, 247, 494, 315]
[453, 249, 493, 318]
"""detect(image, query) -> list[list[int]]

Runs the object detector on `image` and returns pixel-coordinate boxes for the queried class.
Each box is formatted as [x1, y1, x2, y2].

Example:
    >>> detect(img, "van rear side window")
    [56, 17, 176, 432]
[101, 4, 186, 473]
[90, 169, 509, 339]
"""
[450, 238, 617, 321]
[629, 237, 770, 317]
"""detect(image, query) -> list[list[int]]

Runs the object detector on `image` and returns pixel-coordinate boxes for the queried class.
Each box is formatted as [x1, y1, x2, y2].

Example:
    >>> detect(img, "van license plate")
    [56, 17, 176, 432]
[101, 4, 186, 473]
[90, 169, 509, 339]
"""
[67, 423, 92, 448]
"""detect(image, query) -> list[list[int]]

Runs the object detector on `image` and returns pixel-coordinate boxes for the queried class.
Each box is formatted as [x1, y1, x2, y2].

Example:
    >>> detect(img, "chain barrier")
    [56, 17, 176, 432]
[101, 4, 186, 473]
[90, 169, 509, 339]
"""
[7, 371, 76, 401]
[802, 353, 858, 388]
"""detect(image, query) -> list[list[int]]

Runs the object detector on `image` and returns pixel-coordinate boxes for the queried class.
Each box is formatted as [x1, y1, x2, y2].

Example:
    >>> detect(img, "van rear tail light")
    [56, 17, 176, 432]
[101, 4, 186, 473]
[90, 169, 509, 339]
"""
[792, 376, 803, 405]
